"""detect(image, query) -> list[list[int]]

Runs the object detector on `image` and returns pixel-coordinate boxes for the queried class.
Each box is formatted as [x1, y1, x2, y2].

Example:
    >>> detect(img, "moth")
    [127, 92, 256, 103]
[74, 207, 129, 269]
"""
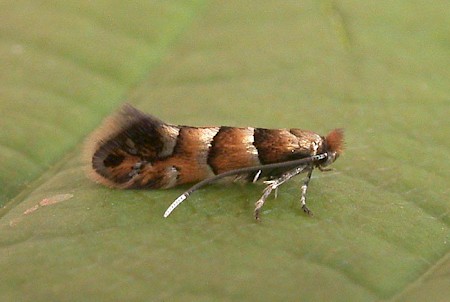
[84, 105, 344, 220]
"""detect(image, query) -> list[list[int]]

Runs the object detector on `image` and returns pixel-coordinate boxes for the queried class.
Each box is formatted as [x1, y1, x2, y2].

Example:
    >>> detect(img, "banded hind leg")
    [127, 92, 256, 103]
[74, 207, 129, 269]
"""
[254, 164, 309, 220]
[299, 166, 314, 216]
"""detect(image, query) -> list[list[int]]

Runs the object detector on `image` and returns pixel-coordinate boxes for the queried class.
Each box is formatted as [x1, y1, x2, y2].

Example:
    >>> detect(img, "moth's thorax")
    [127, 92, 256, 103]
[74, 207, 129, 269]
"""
[289, 128, 324, 155]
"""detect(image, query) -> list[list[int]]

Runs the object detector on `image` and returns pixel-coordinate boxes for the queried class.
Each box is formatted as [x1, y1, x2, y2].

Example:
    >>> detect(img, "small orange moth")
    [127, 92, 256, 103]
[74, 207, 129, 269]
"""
[84, 105, 344, 220]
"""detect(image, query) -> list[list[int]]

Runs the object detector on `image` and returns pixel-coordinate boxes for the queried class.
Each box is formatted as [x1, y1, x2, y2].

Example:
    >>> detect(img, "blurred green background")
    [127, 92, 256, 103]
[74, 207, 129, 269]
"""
[0, 1, 449, 301]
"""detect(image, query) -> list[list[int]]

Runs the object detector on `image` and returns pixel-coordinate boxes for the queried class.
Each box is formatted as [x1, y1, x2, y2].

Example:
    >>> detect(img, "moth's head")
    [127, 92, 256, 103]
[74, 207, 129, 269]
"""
[319, 129, 344, 168]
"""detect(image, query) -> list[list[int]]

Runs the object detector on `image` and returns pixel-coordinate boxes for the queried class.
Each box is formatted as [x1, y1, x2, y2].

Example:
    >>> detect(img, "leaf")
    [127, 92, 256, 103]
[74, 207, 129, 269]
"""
[1, 1, 449, 301]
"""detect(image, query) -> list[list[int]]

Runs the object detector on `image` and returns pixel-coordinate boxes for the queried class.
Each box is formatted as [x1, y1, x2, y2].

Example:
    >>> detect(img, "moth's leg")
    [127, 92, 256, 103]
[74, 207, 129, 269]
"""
[254, 184, 275, 221]
[254, 165, 308, 220]
[252, 170, 262, 183]
[300, 167, 314, 216]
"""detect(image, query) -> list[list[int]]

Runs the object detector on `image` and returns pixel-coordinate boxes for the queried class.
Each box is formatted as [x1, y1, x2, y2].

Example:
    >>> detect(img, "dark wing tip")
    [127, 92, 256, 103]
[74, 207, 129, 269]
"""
[83, 104, 166, 188]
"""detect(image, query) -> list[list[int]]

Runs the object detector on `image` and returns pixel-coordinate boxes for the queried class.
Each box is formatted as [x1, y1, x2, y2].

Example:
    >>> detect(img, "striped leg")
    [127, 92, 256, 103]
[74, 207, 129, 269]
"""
[300, 167, 314, 216]
[254, 164, 309, 220]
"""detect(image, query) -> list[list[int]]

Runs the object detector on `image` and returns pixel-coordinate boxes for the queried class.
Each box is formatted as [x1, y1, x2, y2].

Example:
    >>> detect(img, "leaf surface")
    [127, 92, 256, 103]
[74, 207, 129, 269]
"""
[1, 1, 449, 301]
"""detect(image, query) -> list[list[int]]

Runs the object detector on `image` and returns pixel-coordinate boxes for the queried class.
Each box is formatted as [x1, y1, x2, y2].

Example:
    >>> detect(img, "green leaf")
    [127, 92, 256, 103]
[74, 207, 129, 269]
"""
[1, 1, 449, 301]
